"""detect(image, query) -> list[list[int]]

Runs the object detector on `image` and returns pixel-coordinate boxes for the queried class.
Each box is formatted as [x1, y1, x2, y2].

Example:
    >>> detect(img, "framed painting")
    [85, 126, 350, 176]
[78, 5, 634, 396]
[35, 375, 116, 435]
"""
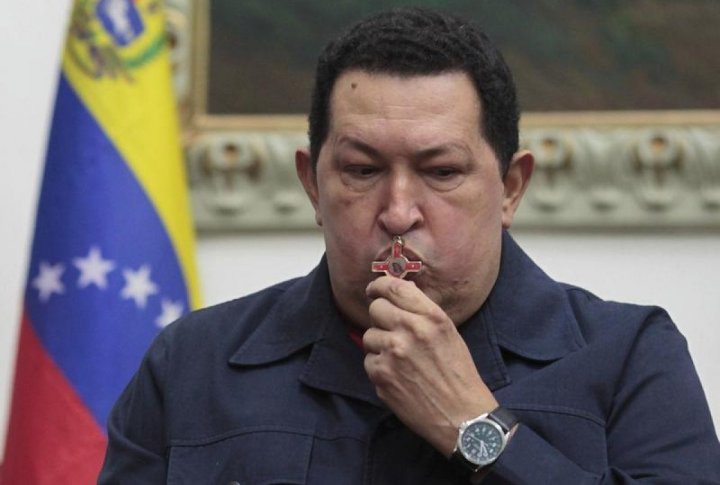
[167, 0, 720, 230]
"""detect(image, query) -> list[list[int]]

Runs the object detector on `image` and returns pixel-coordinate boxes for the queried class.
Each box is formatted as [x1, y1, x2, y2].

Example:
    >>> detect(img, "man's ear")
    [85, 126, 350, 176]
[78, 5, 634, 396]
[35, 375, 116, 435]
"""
[295, 147, 323, 227]
[501, 149, 534, 229]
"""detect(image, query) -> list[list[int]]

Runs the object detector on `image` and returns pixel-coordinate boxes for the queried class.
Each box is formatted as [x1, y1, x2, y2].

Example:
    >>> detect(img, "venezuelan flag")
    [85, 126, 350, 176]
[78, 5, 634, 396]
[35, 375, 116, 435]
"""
[1, 1, 201, 482]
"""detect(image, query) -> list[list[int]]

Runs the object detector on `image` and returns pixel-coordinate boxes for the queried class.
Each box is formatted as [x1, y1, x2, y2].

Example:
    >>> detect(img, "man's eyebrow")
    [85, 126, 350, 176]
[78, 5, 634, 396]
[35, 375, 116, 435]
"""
[335, 137, 384, 160]
[412, 143, 472, 161]
[336, 137, 471, 162]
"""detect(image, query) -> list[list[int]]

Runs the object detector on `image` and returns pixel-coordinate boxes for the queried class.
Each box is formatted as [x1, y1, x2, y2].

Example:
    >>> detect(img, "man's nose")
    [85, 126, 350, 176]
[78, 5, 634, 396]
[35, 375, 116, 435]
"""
[377, 172, 424, 235]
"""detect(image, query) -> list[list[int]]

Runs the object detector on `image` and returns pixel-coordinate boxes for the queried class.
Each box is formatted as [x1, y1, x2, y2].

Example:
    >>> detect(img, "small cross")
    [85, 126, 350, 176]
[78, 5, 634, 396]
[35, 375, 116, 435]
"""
[371, 236, 423, 279]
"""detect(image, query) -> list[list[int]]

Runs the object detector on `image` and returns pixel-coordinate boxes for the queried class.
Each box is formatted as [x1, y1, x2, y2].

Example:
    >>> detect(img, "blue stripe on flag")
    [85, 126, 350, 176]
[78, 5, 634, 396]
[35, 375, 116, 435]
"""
[25, 74, 190, 428]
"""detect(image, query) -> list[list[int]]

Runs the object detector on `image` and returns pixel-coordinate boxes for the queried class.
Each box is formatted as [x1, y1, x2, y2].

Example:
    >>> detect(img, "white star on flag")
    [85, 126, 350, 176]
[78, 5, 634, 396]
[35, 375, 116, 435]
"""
[73, 246, 116, 289]
[121, 264, 158, 308]
[32, 261, 65, 302]
[156, 299, 184, 328]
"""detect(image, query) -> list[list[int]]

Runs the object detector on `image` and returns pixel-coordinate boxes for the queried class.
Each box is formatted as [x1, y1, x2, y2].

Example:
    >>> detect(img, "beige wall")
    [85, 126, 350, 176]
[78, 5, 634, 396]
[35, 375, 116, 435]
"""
[1, 0, 718, 458]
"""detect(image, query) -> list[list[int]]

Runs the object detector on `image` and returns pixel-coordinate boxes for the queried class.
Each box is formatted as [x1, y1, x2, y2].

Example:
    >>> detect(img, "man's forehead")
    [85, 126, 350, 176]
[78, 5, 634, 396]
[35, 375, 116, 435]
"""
[326, 69, 484, 139]
[330, 69, 479, 100]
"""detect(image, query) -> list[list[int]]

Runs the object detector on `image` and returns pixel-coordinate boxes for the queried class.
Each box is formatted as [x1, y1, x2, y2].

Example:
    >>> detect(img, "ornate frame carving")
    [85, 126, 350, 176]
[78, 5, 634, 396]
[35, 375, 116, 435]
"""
[167, 0, 720, 231]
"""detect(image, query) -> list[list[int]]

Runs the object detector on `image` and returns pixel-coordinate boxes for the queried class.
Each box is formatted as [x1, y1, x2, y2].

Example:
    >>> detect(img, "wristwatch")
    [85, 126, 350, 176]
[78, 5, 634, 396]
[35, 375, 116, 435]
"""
[450, 406, 518, 473]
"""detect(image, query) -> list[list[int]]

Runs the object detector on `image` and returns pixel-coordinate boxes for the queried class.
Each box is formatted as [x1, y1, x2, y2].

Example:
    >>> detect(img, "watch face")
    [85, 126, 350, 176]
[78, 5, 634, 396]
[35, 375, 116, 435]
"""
[460, 420, 505, 466]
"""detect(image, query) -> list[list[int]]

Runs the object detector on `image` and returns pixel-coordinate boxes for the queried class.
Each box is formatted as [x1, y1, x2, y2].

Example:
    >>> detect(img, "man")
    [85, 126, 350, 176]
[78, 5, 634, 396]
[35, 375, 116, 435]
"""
[99, 7, 720, 484]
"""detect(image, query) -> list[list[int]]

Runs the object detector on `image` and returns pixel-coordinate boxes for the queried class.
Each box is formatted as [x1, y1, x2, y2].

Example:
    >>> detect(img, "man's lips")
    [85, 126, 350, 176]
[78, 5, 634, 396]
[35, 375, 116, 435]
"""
[373, 244, 424, 264]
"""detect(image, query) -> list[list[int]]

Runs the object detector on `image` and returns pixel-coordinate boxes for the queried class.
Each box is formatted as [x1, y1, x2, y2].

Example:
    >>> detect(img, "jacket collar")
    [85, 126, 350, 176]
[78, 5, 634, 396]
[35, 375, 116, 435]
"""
[228, 263, 331, 365]
[486, 232, 585, 361]
[228, 256, 383, 406]
[229, 232, 584, 405]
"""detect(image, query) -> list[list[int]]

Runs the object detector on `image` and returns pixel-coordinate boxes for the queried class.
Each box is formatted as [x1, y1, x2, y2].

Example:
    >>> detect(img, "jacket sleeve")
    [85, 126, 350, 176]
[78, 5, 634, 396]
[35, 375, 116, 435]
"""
[485, 312, 720, 484]
[97, 331, 170, 484]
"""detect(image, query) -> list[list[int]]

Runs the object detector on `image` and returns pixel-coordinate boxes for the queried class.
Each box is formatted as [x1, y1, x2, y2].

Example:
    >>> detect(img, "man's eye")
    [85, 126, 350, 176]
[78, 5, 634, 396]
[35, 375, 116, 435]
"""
[430, 167, 460, 178]
[339, 164, 382, 191]
[346, 165, 379, 177]
[425, 166, 465, 191]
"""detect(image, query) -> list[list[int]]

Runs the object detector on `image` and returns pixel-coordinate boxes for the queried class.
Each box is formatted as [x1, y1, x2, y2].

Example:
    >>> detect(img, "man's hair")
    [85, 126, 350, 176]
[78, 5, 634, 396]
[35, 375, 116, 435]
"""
[308, 7, 520, 175]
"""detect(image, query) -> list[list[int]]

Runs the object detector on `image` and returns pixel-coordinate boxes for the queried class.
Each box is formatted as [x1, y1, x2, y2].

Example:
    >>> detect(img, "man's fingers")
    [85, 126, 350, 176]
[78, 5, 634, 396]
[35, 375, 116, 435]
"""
[368, 297, 405, 331]
[366, 276, 435, 315]
[369, 293, 442, 334]
[362, 327, 386, 354]
[362, 329, 410, 391]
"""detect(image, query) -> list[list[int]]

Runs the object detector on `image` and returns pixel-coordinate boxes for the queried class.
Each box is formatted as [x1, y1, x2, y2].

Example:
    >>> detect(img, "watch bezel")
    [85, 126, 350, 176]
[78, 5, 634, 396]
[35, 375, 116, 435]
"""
[456, 414, 509, 468]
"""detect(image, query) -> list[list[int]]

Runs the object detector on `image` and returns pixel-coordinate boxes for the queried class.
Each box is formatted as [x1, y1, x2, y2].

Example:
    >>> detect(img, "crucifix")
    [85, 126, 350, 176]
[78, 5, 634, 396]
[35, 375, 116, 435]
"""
[371, 235, 423, 279]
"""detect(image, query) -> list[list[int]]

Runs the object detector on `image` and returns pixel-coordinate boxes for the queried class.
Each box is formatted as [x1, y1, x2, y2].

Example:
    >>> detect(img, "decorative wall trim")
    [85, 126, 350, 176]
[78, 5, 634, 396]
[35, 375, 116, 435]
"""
[186, 131, 316, 231]
[168, 0, 720, 232]
[517, 125, 720, 229]
[184, 126, 720, 231]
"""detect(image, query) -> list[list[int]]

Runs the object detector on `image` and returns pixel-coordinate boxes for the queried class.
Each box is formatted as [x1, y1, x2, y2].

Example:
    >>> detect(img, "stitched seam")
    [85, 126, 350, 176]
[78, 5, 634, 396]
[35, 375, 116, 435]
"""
[170, 425, 315, 447]
[507, 403, 606, 427]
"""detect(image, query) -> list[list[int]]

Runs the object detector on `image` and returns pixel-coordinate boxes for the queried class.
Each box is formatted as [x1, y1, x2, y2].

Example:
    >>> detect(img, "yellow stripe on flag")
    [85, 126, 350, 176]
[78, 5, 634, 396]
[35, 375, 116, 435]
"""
[61, 0, 201, 309]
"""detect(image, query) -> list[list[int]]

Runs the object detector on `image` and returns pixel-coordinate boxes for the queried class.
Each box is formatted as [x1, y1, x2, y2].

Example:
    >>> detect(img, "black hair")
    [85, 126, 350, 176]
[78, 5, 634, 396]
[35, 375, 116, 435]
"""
[308, 7, 520, 175]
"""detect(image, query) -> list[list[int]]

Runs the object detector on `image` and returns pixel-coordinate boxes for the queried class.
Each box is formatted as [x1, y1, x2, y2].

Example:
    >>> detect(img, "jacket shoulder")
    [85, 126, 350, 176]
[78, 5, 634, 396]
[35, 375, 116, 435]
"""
[159, 277, 303, 354]
[560, 283, 679, 345]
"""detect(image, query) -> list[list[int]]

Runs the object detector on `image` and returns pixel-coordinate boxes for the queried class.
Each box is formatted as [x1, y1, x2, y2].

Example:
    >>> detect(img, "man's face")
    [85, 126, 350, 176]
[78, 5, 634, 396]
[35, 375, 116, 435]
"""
[297, 70, 531, 327]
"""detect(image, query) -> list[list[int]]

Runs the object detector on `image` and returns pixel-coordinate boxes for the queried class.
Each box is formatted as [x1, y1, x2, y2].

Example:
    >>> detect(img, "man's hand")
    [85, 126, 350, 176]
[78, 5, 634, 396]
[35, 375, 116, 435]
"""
[363, 276, 498, 457]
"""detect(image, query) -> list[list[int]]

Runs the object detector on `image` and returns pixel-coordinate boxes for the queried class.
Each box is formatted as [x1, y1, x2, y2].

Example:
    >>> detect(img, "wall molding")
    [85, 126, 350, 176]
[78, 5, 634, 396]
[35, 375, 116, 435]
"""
[183, 127, 720, 231]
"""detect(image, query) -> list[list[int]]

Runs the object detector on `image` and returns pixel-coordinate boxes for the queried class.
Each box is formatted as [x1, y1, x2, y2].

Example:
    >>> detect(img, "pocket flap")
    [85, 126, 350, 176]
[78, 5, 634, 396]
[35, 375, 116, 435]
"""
[168, 429, 313, 484]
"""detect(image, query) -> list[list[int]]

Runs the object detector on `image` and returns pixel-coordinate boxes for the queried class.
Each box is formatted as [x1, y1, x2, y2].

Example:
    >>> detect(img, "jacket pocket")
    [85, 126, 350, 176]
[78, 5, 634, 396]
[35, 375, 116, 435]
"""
[167, 427, 313, 485]
[509, 404, 608, 473]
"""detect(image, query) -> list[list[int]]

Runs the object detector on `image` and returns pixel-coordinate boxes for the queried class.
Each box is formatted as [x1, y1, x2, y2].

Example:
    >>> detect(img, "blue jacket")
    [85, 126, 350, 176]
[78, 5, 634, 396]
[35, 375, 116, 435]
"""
[99, 233, 720, 484]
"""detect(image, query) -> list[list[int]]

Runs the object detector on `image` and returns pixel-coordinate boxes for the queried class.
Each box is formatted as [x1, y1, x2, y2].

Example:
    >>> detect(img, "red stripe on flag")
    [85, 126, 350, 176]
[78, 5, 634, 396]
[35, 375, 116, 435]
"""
[1, 310, 107, 484]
